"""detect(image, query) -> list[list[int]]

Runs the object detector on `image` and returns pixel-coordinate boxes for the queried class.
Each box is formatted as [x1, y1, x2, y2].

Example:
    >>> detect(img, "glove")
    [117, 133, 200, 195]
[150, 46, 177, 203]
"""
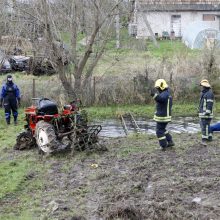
[150, 89, 157, 97]
[204, 111, 210, 116]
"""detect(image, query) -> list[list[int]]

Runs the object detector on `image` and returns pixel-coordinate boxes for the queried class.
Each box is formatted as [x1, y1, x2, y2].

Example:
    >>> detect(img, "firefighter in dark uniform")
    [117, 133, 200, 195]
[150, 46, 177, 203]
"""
[151, 79, 174, 150]
[0, 75, 21, 125]
[199, 79, 214, 142]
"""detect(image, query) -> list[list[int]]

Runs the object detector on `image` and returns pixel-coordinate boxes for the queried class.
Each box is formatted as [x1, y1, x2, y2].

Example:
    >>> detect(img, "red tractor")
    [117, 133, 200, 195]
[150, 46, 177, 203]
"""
[14, 98, 102, 154]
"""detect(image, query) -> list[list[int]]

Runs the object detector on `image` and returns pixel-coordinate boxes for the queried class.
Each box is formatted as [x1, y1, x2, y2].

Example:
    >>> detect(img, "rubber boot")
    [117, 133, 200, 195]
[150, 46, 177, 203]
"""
[167, 141, 175, 148]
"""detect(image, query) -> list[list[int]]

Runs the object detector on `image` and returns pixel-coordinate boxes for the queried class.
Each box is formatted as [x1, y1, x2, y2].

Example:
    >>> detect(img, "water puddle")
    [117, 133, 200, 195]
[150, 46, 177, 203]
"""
[93, 117, 206, 138]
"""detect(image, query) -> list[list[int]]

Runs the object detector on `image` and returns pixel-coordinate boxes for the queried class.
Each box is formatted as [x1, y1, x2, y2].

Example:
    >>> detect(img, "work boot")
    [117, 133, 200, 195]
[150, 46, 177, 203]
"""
[167, 141, 175, 148]
[208, 137, 213, 142]
[201, 139, 208, 146]
[14, 120, 17, 126]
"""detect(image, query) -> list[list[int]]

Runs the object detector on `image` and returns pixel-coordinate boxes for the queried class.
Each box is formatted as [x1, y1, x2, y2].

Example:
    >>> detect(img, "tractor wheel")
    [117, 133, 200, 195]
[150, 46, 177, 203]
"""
[14, 131, 36, 150]
[35, 121, 60, 154]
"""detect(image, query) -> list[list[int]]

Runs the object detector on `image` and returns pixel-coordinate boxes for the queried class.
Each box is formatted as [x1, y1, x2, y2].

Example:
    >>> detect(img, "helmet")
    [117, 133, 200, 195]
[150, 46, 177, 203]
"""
[200, 79, 211, 88]
[154, 79, 168, 90]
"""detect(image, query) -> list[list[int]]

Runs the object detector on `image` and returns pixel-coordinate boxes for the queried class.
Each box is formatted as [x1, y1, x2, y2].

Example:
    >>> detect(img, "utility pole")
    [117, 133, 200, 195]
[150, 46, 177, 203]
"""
[136, 0, 159, 48]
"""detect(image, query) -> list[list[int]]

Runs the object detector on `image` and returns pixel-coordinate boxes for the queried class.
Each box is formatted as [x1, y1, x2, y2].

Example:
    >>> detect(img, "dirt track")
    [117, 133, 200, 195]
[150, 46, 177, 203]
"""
[1, 133, 220, 220]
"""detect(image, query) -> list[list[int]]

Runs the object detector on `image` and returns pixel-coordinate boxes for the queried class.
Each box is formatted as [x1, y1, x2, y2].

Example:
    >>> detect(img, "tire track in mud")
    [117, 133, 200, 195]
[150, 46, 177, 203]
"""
[81, 137, 220, 220]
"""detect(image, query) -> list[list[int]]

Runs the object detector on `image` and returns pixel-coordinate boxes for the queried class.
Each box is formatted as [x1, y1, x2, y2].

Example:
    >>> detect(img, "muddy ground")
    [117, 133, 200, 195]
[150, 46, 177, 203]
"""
[0, 132, 220, 220]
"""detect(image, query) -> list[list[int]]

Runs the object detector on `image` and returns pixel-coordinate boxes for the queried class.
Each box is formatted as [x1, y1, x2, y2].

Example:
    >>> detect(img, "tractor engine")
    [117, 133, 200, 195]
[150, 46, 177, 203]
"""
[37, 99, 59, 115]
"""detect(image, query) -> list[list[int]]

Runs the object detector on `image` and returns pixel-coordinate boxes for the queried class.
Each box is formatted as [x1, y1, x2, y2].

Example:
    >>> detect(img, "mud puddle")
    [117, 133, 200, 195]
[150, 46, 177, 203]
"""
[94, 117, 203, 138]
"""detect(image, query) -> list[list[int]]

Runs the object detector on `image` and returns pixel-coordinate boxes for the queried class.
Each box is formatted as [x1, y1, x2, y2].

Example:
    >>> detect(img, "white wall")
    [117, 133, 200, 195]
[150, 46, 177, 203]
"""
[136, 11, 220, 38]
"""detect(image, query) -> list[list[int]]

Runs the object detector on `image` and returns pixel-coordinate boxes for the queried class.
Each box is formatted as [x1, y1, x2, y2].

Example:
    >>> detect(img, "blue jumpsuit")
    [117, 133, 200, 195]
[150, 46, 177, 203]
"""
[153, 88, 173, 149]
[198, 87, 214, 141]
[210, 122, 220, 133]
[0, 82, 20, 124]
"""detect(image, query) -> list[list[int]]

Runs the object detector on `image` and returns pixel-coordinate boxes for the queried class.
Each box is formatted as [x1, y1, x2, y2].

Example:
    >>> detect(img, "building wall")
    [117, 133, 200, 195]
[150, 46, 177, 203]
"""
[136, 11, 220, 38]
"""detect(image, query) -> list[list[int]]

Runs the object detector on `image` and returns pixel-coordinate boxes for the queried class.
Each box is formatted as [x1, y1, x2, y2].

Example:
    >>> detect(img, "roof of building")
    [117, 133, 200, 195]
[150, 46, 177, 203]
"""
[137, 0, 220, 11]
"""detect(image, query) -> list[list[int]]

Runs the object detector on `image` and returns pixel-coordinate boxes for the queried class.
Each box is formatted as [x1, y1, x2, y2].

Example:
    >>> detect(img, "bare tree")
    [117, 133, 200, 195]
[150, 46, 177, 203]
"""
[7, 0, 123, 102]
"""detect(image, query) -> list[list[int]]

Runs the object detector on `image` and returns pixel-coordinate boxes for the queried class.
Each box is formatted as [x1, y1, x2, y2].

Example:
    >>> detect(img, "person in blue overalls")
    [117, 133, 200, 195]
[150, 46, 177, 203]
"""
[0, 75, 21, 125]
[198, 79, 214, 142]
[210, 122, 220, 133]
[151, 79, 174, 150]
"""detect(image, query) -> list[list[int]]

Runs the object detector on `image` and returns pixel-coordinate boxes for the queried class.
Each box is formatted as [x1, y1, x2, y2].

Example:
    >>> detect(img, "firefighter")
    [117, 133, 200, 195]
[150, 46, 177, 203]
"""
[151, 79, 174, 150]
[199, 79, 214, 142]
[0, 75, 21, 125]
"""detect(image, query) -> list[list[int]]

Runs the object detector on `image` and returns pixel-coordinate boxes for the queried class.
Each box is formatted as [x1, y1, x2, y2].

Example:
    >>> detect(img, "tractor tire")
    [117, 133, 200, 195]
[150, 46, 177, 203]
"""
[35, 121, 60, 154]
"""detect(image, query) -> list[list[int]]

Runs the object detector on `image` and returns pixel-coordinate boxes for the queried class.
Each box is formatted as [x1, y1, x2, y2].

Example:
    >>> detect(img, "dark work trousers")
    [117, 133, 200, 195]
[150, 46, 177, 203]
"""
[156, 122, 173, 148]
[3, 97, 18, 124]
[200, 118, 212, 141]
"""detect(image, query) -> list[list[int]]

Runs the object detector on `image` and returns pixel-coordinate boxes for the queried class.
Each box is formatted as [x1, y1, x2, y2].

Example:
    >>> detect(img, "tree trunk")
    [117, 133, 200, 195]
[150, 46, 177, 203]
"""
[58, 64, 76, 100]
[115, 0, 120, 49]
[74, 74, 82, 98]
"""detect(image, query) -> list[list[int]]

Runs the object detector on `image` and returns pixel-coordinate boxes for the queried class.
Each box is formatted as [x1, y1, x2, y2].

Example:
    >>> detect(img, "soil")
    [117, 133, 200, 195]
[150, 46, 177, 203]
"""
[0, 133, 220, 220]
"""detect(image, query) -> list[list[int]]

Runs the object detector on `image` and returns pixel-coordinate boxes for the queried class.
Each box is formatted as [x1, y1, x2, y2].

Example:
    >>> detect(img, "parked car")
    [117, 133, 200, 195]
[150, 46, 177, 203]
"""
[9, 55, 30, 71]
[0, 58, 12, 73]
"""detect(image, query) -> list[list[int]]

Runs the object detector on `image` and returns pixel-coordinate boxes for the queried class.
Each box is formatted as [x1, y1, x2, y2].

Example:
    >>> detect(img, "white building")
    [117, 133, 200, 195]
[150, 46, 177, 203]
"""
[130, 0, 220, 39]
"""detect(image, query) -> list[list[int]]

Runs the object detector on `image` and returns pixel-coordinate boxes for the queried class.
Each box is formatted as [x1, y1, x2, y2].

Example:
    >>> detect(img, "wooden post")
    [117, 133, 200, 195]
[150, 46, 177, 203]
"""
[133, 77, 137, 94]
[93, 77, 96, 104]
[33, 78, 36, 98]
[115, 0, 120, 49]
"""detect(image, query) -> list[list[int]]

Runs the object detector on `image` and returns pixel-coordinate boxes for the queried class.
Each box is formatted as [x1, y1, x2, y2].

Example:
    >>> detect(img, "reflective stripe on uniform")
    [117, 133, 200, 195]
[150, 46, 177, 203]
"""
[203, 99, 206, 112]
[206, 125, 208, 136]
[202, 135, 209, 139]
[207, 99, 213, 102]
[153, 115, 172, 122]
[199, 113, 213, 119]
[165, 131, 169, 134]
[167, 98, 170, 118]
[158, 136, 166, 140]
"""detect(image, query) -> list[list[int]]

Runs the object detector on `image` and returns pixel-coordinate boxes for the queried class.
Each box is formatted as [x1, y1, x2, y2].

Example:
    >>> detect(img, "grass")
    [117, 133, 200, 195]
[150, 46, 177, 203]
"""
[0, 160, 31, 199]
[93, 37, 198, 76]
[86, 102, 220, 119]
[0, 110, 46, 219]
[146, 40, 199, 58]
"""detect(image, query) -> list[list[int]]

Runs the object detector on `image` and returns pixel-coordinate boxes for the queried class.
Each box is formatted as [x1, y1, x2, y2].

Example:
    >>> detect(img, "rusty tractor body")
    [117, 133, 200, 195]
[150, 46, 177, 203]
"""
[15, 98, 102, 154]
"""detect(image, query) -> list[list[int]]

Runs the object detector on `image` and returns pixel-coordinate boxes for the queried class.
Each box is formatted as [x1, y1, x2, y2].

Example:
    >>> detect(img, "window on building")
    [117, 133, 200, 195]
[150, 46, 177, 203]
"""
[203, 14, 215, 21]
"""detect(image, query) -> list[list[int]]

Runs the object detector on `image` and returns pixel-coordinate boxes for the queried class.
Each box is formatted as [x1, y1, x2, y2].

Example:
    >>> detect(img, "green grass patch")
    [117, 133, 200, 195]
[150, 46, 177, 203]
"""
[146, 40, 199, 58]
[0, 160, 31, 199]
[0, 212, 38, 220]
[86, 102, 220, 119]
